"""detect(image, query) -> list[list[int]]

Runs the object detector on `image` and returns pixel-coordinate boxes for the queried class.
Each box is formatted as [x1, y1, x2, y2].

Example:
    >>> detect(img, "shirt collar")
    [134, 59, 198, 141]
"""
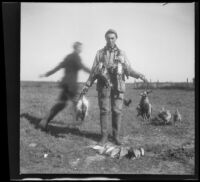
[104, 44, 118, 52]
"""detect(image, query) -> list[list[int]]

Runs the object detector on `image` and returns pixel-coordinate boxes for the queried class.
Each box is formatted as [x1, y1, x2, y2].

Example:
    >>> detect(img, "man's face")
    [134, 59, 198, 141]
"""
[106, 33, 117, 48]
[75, 45, 82, 54]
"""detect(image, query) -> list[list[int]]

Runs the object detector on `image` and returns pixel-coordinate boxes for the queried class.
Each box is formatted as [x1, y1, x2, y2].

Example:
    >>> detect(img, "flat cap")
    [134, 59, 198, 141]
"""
[73, 41, 82, 49]
[105, 29, 118, 38]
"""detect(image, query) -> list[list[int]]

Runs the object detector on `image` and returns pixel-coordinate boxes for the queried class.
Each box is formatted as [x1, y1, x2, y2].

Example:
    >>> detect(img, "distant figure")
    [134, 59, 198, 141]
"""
[38, 42, 91, 131]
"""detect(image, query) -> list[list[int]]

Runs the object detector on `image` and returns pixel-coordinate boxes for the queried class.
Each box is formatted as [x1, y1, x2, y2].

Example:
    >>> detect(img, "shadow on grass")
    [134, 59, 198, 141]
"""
[20, 113, 101, 142]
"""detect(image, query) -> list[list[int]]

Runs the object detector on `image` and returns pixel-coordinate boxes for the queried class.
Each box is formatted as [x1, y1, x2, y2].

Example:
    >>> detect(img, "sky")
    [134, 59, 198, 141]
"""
[21, 2, 195, 83]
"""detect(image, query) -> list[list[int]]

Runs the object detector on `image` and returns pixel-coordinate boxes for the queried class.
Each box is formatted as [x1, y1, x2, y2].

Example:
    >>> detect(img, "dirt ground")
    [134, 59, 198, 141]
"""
[20, 81, 195, 175]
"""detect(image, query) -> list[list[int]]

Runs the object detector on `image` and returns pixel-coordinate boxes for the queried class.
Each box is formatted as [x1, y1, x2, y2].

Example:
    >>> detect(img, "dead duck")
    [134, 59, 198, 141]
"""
[158, 107, 172, 124]
[173, 109, 182, 123]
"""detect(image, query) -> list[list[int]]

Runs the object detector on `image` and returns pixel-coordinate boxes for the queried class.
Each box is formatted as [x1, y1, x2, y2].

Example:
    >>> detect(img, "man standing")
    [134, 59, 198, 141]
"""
[38, 42, 91, 131]
[81, 29, 148, 145]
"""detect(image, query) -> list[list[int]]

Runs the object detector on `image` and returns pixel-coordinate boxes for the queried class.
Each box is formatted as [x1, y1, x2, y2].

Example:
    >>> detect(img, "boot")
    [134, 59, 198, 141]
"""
[113, 136, 122, 146]
[99, 133, 109, 145]
[37, 102, 66, 131]
[38, 118, 48, 131]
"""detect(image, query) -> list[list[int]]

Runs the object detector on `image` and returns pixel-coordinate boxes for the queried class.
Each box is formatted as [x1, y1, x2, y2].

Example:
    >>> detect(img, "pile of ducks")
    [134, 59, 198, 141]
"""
[89, 142, 144, 160]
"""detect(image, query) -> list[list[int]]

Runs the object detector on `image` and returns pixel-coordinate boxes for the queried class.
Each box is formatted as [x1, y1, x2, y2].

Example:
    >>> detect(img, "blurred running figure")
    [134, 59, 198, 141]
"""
[38, 42, 91, 131]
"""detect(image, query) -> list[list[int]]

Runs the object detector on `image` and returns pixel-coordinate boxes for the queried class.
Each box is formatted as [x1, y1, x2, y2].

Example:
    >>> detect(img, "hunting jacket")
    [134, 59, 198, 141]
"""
[85, 45, 144, 93]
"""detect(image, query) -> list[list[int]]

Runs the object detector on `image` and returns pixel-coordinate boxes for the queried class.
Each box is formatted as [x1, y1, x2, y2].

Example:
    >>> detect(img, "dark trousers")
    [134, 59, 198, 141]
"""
[98, 87, 124, 140]
[42, 86, 77, 125]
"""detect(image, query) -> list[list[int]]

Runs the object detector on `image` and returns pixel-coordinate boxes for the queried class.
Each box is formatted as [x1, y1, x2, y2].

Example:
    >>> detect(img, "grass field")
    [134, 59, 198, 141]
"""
[20, 81, 195, 174]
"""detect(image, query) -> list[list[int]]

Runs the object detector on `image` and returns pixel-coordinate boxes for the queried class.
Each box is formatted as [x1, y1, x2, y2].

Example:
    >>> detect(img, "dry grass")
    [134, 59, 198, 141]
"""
[20, 81, 195, 174]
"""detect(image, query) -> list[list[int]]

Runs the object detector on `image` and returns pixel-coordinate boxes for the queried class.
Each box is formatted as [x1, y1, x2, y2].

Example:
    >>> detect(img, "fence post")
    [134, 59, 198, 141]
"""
[157, 80, 159, 89]
[149, 79, 151, 89]
[186, 78, 189, 88]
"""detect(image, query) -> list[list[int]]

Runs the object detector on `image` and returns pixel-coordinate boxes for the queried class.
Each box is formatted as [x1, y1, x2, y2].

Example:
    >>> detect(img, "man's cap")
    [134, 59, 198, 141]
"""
[105, 29, 118, 38]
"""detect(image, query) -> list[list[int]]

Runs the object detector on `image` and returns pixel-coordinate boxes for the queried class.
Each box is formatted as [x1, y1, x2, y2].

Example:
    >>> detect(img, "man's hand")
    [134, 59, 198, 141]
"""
[140, 75, 148, 83]
[39, 73, 47, 78]
[80, 85, 89, 97]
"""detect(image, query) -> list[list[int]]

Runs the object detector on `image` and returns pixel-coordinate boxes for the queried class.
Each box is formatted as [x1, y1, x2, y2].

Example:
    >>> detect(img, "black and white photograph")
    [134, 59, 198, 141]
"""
[19, 2, 196, 176]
